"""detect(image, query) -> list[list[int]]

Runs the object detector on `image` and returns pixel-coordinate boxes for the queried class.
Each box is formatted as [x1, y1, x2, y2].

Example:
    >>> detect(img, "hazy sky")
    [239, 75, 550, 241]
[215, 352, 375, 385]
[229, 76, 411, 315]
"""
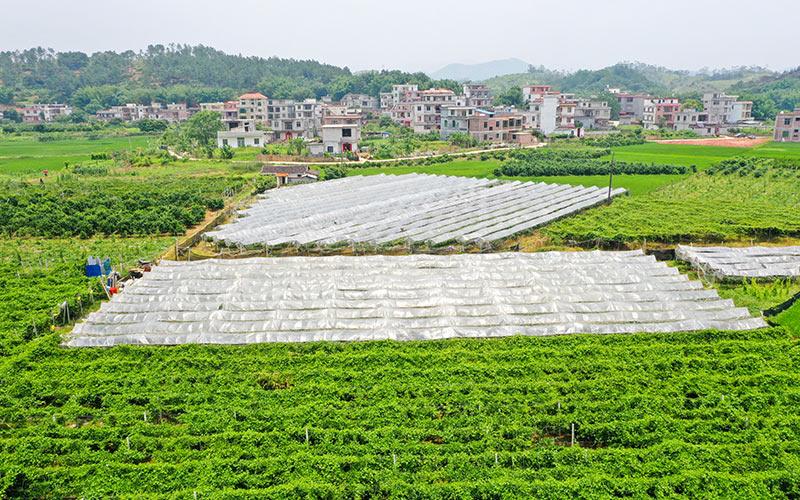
[2, 0, 797, 73]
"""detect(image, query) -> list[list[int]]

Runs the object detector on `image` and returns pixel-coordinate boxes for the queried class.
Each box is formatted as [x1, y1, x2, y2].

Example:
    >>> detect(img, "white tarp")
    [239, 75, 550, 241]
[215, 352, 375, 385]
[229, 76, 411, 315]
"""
[66, 251, 765, 346]
[676, 245, 800, 280]
[205, 174, 626, 247]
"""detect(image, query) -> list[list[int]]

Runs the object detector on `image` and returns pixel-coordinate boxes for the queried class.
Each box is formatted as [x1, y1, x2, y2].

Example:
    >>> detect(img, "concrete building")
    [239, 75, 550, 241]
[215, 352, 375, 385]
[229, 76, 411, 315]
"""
[617, 93, 652, 124]
[440, 106, 478, 139]
[96, 102, 195, 123]
[216, 120, 269, 148]
[463, 83, 492, 108]
[238, 92, 269, 123]
[673, 110, 721, 136]
[268, 98, 321, 140]
[702, 92, 753, 124]
[320, 123, 360, 154]
[574, 99, 611, 129]
[411, 88, 457, 133]
[340, 93, 378, 110]
[643, 98, 681, 129]
[21, 103, 72, 123]
[441, 107, 530, 144]
[522, 85, 553, 103]
[774, 108, 800, 142]
[261, 165, 319, 186]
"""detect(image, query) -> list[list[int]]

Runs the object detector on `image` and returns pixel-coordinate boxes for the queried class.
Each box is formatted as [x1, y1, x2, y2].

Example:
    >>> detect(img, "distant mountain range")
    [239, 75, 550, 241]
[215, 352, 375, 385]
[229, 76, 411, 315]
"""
[430, 58, 532, 81]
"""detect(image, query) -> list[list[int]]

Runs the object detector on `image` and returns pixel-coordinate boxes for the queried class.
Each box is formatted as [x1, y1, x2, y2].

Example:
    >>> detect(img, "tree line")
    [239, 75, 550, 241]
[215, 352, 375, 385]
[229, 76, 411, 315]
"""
[0, 45, 460, 113]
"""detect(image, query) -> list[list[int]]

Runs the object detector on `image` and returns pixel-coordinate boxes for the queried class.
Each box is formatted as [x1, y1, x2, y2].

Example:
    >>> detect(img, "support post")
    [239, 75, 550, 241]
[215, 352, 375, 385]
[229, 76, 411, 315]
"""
[608, 152, 614, 202]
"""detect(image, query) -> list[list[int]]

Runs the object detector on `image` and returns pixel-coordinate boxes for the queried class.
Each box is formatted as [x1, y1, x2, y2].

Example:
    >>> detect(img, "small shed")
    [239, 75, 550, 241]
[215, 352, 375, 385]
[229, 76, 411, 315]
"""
[261, 165, 320, 187]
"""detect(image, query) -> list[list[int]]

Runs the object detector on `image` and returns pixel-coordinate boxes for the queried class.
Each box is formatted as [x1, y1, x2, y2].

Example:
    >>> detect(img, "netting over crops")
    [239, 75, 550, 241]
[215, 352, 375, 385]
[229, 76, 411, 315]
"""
[205, 174, 627, 247]
[66, 251, 765, 346]
[677, 245, 800, 280]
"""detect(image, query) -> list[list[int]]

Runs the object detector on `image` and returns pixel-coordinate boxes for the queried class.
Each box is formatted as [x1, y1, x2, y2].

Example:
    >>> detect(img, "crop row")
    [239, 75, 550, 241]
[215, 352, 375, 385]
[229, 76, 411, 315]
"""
[0, 237, 172, 354]
[496, 158, 690, 177]
[1, 328, 798, 496]
[0, 175, 248, 238]
[544, 168, 800, 245]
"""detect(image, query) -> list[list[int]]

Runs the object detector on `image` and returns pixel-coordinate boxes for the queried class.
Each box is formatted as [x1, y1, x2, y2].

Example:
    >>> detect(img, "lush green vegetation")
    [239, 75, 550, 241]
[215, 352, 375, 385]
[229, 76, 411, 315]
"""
[1, 327, 799, 497]
[498, 158, 690, 177]
[1, 129, 799, 497]
[0, 46, 459, 112]
[0, 174, 249, 237]
[0, 237, 172, 354]
[0, 133, 156, 175]
[545, 159, 800, 245]
[774, 301, 800, 334]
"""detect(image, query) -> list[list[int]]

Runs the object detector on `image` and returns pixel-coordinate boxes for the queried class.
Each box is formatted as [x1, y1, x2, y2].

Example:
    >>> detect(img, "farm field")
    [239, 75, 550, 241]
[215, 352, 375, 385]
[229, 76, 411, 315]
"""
[351, 159, 687, 195]
[0, 134, 157, 175]
[1, 134, 800, 497]
[544, 160, 800, 246]
[605, 141, 800, 169]
[2, 327, 800, 497]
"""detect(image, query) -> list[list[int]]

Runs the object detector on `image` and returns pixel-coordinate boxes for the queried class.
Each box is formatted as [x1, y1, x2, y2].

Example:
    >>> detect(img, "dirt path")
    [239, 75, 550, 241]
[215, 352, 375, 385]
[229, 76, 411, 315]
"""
[652, 136, 772, 148]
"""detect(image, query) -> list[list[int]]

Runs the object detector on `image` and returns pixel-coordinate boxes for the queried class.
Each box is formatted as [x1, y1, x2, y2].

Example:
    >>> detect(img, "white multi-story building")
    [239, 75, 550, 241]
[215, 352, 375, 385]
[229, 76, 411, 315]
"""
[702, 92, 753, 124]
[462, 83, 492, 108]
[21, 103, 73, 123]
[340, 93, 379, 110]
[217, 120, 269, 148]
[237, 92, 269, 123]
[411, 88, 457, 133]
[574, 99, 611, 129]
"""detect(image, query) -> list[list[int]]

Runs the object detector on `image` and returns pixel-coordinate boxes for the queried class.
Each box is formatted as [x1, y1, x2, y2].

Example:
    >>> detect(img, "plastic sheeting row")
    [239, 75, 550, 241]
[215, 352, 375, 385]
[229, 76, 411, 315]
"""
[676, 245, 800, 280]
[205, 173, 627, 247]
[66, 251, 766, 346]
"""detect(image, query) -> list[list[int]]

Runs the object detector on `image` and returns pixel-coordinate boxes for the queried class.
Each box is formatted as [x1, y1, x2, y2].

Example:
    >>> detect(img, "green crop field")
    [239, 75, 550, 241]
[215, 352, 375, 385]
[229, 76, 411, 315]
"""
[604, 142, 800, 169]
[1, 134, 800, 497]
[545, 160, 800, 245]
[0, 134, 157, 175]
[351, 160, 686, 195]
[2, 327, 800, 498]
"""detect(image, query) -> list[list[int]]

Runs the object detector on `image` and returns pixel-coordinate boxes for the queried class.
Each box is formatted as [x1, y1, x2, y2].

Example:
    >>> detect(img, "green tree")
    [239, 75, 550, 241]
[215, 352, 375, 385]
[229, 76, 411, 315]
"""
[219, 144, 235, 159]
[286, 137, 309, 156]
[596, 91, 621, 120]
[181, 111, 222, 150]
[134, 118, 169, 133]
[495, 87, 524, 107]
[2, 109, 21, 122]
[681, 98, 703, 111]
[0, 87, 13, 104]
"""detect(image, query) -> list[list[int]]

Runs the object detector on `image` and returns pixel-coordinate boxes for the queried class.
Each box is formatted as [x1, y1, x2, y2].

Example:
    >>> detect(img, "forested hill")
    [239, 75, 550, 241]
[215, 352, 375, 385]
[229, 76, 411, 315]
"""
[0, 45, 459, 113]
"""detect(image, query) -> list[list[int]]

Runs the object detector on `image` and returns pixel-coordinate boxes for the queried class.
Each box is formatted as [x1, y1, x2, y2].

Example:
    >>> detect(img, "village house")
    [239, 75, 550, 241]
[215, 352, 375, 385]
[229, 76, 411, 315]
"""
[21, 103, 72, 123]
[268, 98, 321, 140]
[643, 98, 681, 129]
[261, 165, 319, 186]
[237, 92, 269, 123]
[616, 93, 652, 125]
[574, 99, 611, 129]
[96, 102, 195, 123]
[216, 119, 269, 148]
[410, 88, 457, 133]
[702, 92, 753, 124]
[774, 108, 800, 142]
[340, 93, 379, 110]
[521, 85, 581, 135]
[673, 109, 721, 136]
[462, 83, 492, 108]
[441, 106, 532, 145]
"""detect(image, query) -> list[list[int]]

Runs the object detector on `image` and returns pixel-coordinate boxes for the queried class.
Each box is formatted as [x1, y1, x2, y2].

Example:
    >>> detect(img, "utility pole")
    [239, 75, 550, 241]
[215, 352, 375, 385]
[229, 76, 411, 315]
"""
[608, 152, 614, 202]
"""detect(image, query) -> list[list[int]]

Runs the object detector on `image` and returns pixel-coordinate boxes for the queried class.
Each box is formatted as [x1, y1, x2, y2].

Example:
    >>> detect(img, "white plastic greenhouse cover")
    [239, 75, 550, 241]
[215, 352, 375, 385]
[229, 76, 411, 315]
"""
[677, 245, 800, 280]
[66, 251, 765, 347]
[205, 173, 627, 247]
